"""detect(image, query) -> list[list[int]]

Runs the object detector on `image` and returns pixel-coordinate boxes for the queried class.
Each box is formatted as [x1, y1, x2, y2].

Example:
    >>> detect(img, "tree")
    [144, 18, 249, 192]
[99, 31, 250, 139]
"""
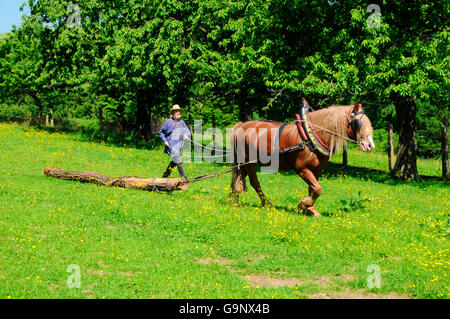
[286, 0, 449, 180]
[0, 20, 46, 119]
[351, 1, 449, 180]
[1, 0, 447, 174]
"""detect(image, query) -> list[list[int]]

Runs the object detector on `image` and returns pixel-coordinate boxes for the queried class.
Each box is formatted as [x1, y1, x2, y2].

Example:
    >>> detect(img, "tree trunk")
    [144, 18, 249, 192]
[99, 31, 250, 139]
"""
[442, 125, 448, 180]
[98, 107, 103, 128]
[391, 95, 420, 181]
[44, 166, 188, 191]
[387, 122, 395, 172]
[212, 114, 217, 152]
[188, 114, 193, 134]
[36, 94, 43, 119]
[49, 107, 54, 126]
[31, 92, 43, 123]
[239, 102, 251, 122]
[117, 103, 126, 133]
[342, 143, 348, 166]
[136, 90, 152, 141]
[238, 93, 253, 122]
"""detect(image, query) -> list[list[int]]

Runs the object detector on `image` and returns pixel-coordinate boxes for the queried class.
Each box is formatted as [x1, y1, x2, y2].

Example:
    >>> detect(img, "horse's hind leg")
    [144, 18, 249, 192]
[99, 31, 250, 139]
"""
[246, 164, 271, 207]
[229, 165, 247, 207]
[229, 193, 240, 207]
[297, 168, 321, 217]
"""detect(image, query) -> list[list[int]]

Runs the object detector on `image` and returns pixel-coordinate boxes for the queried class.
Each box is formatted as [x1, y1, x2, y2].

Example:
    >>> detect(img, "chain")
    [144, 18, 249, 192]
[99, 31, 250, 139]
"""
[184, 137, 231, 154]
[185, 160, 258, 184]
[190, 154, 229, 160]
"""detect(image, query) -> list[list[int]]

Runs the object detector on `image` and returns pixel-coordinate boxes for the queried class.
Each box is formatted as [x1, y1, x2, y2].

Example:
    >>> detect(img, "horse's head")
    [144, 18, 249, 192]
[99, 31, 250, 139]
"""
[348, 102, 375, 152]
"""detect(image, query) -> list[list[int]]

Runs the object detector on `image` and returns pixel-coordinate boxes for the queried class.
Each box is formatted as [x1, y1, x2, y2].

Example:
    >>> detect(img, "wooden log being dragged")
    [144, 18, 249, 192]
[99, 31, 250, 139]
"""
[43, 167, 189, 191]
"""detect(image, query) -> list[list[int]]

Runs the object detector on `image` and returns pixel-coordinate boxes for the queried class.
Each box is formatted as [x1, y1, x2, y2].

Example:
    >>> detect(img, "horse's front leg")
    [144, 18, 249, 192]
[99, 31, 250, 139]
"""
[304, 185, 321, 217]
[297, 169, 321, 217]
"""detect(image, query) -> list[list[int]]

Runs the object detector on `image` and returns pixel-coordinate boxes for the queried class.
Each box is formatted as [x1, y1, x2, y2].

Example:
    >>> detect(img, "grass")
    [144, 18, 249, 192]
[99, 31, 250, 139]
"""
[0, 122, 448, 299]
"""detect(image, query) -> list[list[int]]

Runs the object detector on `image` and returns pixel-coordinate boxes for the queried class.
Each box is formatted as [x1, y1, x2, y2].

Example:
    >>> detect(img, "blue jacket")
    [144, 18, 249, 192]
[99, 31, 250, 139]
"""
[158, 118, 191, 156]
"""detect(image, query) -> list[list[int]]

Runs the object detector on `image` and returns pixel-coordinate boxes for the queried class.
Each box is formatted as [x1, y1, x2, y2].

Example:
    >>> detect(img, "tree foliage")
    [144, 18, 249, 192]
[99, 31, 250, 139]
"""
[0, 0, 448, 179]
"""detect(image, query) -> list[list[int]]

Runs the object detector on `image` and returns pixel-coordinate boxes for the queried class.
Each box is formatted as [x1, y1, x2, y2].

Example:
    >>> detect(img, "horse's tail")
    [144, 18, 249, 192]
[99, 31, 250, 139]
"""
[230, 123, 247, 194]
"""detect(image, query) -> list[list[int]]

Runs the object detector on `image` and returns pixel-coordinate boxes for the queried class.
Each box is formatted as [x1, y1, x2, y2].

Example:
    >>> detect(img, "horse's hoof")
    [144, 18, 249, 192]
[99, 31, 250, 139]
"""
[262, 200, 273, 208]
[298, 201, 308, 211]
[305, 207, 321, 217]
[227, 197, 241, 207]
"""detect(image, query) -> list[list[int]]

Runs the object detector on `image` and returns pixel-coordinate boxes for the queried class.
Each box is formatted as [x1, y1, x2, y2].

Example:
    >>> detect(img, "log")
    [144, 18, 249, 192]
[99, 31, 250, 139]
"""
[43, 167, 189, 191]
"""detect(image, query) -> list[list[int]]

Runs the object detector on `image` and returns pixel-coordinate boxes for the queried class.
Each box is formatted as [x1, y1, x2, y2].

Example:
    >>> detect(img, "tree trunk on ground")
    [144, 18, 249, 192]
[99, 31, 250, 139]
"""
[391, 94, 420, 181]
[136, 90, 152, 141]
[44, 166, 188, 191]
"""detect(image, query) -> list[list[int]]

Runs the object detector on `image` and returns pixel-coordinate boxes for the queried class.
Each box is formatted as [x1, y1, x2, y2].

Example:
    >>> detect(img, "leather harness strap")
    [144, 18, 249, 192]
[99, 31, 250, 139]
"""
[277, 122, 306, 156]
[276, 98, 330, 157]
[295, 114, 308, 141]
[296, 98, 331, 157]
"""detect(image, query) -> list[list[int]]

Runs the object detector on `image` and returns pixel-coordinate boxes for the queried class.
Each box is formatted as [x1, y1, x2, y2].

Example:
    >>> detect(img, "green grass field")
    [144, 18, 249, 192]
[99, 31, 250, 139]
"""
[0, 121, 448, 299]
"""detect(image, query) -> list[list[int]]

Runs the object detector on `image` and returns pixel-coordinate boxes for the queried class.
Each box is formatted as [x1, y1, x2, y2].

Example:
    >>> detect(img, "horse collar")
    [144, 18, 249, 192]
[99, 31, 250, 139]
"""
[295, 98, 331, 157]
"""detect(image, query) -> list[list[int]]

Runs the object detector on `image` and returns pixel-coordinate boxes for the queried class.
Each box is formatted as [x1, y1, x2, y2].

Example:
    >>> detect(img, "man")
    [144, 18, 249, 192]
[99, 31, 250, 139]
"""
[158, 104, 191, 179]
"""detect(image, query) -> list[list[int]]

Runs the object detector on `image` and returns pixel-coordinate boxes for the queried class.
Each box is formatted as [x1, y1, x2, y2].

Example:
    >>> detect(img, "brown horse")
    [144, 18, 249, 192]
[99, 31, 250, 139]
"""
[230, 101, 375, 217]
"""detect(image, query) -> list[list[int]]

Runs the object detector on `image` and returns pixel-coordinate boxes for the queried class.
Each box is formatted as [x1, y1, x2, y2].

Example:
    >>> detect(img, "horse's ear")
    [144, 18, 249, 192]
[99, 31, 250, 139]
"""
[353, 101, 363, 113]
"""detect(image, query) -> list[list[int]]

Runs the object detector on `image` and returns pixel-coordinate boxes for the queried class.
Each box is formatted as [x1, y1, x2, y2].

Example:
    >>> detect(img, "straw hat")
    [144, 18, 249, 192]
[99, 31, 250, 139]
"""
[170, 104, 182, 113]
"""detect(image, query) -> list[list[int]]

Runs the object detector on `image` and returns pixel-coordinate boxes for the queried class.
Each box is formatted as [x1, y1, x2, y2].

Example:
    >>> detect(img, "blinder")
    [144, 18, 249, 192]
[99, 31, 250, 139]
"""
[349, 110, 365, 132]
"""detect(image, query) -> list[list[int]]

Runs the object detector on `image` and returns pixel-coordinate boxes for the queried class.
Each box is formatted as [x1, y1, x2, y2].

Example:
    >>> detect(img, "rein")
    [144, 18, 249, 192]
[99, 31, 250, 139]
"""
[304, 121, 360, 145]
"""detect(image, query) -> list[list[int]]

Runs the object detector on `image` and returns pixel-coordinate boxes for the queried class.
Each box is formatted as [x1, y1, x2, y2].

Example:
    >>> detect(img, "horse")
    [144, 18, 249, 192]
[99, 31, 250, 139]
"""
[229, 101, 375, 217]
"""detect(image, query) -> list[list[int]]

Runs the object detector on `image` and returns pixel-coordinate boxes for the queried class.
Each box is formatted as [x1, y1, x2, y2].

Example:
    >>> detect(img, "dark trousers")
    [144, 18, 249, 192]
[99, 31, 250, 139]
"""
[162, 160, 186, 178]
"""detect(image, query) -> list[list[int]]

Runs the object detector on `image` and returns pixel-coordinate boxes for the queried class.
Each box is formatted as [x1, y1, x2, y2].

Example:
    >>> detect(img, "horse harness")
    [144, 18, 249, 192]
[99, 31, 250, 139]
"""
[277, 99, 331, 157]
[278, 99, 366, 157]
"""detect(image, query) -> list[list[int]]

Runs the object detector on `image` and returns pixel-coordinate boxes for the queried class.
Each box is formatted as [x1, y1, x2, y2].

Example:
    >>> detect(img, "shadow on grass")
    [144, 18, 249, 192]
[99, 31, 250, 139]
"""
[188, 160, 447, 191]
[323, 162, 446, 187]
[228, 195, 375, 219]
[20, 119, 161, 151]
[222, 199, 346, 219]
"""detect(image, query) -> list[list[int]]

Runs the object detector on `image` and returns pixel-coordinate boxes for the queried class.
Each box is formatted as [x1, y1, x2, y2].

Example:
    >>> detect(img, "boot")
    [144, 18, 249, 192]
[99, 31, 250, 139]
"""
[162, 161, 177, 178]
[176, 163, 187, 179]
